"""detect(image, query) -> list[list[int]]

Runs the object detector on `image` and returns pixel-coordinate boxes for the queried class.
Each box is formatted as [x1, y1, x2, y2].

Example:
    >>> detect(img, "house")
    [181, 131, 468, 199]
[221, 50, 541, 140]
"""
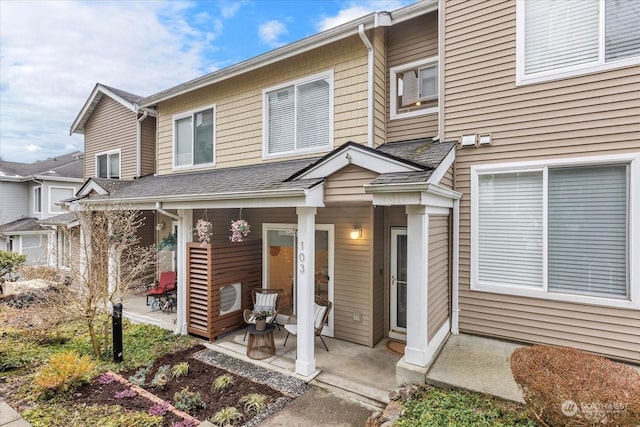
[0, 152, 83, 268]
[70, 0, 639, 386]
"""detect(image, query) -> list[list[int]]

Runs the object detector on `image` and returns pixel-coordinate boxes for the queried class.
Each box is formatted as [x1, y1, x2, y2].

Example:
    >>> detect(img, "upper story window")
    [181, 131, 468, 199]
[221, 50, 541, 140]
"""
[263, 71, 333, 158]
[96, 150, 120, 179]
[173, 106, 215, 168]
[471, 153, 639, 309]
[33, 186, 42, 214]
[390, 57, 438, 120]
[49, 186, 75, 214]
[517, 0, 640, 84]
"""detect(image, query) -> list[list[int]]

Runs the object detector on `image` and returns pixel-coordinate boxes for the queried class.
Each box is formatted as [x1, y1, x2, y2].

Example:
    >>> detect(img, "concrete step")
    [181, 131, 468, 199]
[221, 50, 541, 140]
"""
[310, 377, 387, 411]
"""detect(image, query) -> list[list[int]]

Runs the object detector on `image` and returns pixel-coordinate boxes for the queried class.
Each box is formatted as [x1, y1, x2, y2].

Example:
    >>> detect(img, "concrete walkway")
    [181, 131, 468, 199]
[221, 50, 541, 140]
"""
[0, 402, 31, 427]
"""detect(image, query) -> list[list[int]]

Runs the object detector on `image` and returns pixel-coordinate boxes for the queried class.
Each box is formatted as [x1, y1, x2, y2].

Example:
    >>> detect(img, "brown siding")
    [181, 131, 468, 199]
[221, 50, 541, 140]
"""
[386, 12, 439, 142]
[140, 116, 156, 176]
[445, 0, 640, 362]
[156, 36, 369, 175]
[428, 215, 449, 340]
[324, 165, 377, 205]
[84, 96, 137, 180]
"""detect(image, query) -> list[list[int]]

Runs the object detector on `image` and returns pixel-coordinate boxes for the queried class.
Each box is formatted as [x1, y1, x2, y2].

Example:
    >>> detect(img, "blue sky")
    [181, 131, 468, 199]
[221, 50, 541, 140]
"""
[0, 0, 413, 164]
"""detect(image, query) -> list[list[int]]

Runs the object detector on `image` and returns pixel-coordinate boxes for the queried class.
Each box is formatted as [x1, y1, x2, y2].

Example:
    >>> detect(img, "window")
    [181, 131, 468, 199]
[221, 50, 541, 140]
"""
[57, 231, 70, 268]
[173, 106, 215, 167]
[517, 0, 640, 84]
[390, 57, 438, 119]
[472, 155, 638, 307]
[96, 150, 120, 179]
[49, 186, 75, 214]
[263, 72, 333, 158]
[33, 186, 42, 213]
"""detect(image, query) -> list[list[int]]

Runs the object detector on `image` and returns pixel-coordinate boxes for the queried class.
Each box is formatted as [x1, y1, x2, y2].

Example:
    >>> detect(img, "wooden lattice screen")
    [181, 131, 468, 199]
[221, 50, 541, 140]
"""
[186, 240, 262, 340]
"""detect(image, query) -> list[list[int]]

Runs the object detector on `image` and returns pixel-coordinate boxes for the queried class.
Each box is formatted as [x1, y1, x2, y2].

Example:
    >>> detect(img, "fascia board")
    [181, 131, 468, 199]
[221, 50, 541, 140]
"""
[296, 145, 421, 180]
[77, 179, 109, 196]
[70, 84, 137, 135]
[426, 148, 455, 185]
[33, 175, 84, 183]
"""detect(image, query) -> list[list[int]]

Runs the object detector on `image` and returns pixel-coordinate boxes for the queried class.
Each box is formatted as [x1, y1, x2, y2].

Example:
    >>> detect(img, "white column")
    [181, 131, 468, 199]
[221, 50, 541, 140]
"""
[176, 209, 191, 335]
[295, 207, 317, 377]
[404, 205, 430, 366]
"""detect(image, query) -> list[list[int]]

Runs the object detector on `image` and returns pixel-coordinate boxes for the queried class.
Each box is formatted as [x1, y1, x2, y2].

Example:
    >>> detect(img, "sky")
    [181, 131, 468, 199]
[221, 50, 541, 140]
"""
[0, 0, 414, 164]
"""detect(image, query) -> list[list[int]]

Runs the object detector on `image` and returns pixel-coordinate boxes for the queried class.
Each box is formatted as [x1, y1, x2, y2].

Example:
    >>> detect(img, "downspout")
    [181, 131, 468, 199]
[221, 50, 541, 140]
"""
[358, 24, 374, 148]
[136, 111, 148, 178]
[155, 202, 180, 221]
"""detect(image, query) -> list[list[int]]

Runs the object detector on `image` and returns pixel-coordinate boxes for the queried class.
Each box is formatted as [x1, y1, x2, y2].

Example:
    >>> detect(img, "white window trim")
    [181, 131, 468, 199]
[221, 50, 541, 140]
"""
[262, 70, 334, 160]
[95, 148, 121, 179]
[390, 56, 439, 120]
[471, 152, 640, 309]
[172, 104, 216, 170]
[33, 186, 42, 214]
[48, 185, 76, 215]
[515, 0, 640, 85]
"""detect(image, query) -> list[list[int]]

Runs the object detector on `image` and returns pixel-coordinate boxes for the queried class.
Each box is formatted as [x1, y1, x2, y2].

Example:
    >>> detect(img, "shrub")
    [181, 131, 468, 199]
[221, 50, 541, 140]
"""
[129, 363, 153, 386]
[114, 388, 138, 399]
[174, 386, 207, 412]
[149, 401, 170, 416]
[33, 350, 95, 395]
[171, 361, 190, 379]
[211, 373, 235, 392]
[511, 345, 640, 426]
[150, 364, 172, 388]
[96, 372, 116, 385]
[0, 250, 26, 282]
[210, 406, 244, 426]
[16, 265, 59, 282]
[239, 393, 268, 414]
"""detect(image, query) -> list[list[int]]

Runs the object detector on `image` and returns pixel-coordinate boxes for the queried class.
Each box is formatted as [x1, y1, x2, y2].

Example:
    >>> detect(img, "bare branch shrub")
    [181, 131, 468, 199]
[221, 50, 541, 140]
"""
[510, 345, 640, 426]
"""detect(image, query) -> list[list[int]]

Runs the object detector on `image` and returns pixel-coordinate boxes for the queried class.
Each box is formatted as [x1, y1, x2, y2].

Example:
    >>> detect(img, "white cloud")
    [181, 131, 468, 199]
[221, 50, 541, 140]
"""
[259, 20, 288, 48]
[26, 144, 42, 153]
[0, 0, 224, 163]
[317, 1, 411, 31]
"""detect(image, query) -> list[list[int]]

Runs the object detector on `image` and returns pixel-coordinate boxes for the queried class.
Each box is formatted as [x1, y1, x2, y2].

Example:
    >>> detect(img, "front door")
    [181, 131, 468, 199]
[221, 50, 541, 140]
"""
[390, 227, 407, 340]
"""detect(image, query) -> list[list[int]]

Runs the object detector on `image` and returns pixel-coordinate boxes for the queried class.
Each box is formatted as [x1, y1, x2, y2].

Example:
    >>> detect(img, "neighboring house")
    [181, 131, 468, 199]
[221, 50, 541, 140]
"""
[443, 0, 639, 364]
[0, 152, 83, 268]
[70, 0, 639, 387]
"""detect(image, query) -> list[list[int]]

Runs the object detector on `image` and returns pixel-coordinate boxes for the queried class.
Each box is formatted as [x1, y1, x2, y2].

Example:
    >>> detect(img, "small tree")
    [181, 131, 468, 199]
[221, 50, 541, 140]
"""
[0, 250, 27, 283]
[53, 203, 156, 356]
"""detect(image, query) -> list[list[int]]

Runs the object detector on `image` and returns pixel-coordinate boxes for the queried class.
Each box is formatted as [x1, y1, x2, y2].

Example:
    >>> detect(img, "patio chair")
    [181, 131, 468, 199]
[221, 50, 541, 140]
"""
[146, 271, 177, 311]
[283, 296, 332, 351]
[242, 288, 284, 340]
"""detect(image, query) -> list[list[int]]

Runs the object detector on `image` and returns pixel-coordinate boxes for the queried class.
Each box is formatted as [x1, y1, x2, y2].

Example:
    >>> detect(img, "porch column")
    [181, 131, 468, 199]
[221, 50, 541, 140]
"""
[176, 209, 192, 335]
[107, 219, 117, 296]
[405, 205, 430, 366]
[295, 207, 317, 377]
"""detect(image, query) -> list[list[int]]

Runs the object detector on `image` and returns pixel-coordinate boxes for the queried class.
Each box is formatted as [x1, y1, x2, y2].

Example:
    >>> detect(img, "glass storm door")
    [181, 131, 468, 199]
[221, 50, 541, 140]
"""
[390, 227, 407, 340]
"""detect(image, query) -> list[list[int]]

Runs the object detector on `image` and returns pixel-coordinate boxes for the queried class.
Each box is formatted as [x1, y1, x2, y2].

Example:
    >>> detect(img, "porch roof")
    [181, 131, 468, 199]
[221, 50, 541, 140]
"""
[0, 217, 42, 233]
[38, 212, 78, 227]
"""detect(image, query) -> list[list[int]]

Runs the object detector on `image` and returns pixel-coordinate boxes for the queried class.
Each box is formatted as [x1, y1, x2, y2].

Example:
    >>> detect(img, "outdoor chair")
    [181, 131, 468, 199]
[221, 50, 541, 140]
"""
[146, 271, 177, 311]
[283, 296, 332, 351]
[242, 288, 284, 340]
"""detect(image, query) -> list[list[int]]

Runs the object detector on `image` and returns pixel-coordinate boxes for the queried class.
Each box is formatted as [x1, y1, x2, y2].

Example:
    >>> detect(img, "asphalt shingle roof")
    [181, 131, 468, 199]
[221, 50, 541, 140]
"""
[0, 152, 83, 179]
[0, 218, 42, 233]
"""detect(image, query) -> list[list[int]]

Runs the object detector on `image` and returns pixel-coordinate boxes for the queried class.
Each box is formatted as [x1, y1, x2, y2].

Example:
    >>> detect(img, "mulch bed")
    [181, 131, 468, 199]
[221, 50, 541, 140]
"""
[72, 345, 288, 426]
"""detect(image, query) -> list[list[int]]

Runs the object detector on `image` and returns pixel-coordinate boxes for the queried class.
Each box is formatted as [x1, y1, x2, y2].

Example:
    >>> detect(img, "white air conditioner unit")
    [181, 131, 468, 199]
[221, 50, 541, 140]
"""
[219, 282, 242, 316]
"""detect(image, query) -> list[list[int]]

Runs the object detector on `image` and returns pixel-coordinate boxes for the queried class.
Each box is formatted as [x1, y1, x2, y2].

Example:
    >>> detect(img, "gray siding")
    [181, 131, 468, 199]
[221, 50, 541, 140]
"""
[0, 182, 28, 224]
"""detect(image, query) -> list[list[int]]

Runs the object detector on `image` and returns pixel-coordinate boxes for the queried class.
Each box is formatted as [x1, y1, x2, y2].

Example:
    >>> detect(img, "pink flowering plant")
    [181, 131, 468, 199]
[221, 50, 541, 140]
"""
[230, 219, 250, 242]
[194, 219, 212, 244]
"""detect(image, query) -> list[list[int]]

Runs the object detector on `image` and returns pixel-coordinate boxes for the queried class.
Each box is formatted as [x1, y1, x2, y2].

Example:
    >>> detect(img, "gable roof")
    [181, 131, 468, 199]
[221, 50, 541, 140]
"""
[0, 151, 83, 181]
[70, 83, 144, 135]
[138, 0, 437, 107]
[0, 217, 43, 234]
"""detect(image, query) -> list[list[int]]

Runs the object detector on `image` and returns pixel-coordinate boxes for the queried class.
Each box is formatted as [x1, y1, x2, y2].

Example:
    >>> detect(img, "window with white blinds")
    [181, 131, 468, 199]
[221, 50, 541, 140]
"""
[475, 162, 631, 302]
[548, 165, 628, 298]
[390, 57, 438, 120]
[264, 72, 332, 157]
[173, 106, 215, 167]
[478, 171, 544, 288]
[518, 0, 640, 81]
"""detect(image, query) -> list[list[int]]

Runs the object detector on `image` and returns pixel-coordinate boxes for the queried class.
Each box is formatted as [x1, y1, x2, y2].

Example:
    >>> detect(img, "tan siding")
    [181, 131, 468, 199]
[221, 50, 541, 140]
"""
[156, 36, 369, 175]
[445, 0, 640, 362]
[372, 206, 385, 344]
[386, 12, 439, 142]
[84, 96, 137, 180]
[440, 165, 454, 189]
[373, 27, 387, 147]
[428, 215, 449, 340]
[324, 165, 378, 204]
[140, 116, 156, 176]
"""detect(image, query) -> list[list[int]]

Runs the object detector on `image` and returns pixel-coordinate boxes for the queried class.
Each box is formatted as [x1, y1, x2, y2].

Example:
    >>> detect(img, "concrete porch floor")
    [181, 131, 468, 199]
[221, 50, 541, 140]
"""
[121, 291, 178, 332]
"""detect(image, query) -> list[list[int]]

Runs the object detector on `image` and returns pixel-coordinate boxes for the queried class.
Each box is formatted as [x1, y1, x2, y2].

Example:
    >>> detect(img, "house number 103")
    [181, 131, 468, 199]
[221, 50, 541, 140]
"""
[299, 241, 305, 273]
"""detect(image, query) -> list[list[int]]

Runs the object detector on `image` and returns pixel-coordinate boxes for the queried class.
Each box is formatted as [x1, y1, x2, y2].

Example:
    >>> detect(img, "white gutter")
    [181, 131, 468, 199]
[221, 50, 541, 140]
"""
[452, 198, 460, 334]
[364, 181, 462, 200]
[136, 111, 148, 177]
[155, 202, 180, 221]
[358, 24, 374, 148]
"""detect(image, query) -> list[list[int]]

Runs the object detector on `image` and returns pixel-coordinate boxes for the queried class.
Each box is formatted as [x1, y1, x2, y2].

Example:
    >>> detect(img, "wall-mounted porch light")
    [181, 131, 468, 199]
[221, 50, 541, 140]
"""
[156, 222, 165, 231]
[350, 226, 363, 240]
